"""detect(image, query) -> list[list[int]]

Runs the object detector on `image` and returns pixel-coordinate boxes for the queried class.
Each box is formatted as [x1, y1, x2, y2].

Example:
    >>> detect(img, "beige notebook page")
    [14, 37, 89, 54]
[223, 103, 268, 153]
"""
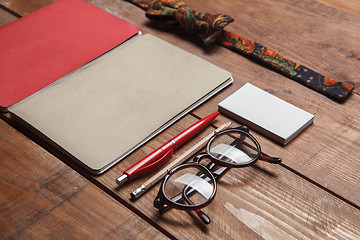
[10, 34, 231, 172]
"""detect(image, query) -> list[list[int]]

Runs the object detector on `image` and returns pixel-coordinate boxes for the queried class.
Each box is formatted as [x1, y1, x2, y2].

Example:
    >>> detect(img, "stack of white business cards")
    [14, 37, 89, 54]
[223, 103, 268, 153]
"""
[218, 83, 314, 145]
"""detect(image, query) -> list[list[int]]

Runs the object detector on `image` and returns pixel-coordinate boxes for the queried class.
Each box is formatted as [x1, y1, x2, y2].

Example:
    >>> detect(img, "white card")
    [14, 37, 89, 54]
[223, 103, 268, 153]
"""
[218, 83, 314, 145]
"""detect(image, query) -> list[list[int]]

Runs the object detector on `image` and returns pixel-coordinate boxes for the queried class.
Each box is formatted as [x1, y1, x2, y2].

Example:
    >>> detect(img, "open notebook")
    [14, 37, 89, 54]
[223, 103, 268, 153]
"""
[2, 0, 232, 174]
[0, 0, 140, 109]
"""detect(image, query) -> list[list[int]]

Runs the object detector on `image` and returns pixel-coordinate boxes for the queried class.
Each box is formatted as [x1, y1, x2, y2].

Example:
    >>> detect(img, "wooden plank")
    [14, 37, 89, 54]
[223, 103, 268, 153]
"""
[1, 0, 360, 239]
[86, 0, 360, 94]
[96, 114, 360, 239]
[0, 4, 166, 232]
[0, 4, 16, 25]
[1, 0, 357, 90]
[0, 0, 52, 16]
[316, 0, 360, 16]
[185, 0, 360, 207]
[49, 0, 360, 207]
[76, 1, 360, 237]
[0, 117, 168, 239]
[82, 0, 360, 208]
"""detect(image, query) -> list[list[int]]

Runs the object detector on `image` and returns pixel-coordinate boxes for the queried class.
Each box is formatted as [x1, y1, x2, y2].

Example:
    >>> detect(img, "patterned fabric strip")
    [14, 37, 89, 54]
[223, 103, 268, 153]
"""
[126, 0, 355, 102]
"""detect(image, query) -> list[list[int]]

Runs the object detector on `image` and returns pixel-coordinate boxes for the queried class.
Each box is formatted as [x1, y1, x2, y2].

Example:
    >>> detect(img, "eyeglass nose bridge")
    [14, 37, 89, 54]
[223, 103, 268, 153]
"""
[193, 152, 211, 163]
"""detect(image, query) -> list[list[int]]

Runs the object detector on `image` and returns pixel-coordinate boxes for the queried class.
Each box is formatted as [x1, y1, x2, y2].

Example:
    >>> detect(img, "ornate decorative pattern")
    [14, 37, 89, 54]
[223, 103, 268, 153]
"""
[126, 0, 354, 102]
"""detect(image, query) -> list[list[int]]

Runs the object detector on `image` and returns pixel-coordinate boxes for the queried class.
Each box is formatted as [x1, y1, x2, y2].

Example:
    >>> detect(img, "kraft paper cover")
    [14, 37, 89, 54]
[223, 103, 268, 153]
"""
[10, 34, 231, 173]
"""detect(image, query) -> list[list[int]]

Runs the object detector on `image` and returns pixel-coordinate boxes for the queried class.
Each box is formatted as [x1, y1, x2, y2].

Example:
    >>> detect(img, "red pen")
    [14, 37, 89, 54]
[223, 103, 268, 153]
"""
[116, 111, 219, 186]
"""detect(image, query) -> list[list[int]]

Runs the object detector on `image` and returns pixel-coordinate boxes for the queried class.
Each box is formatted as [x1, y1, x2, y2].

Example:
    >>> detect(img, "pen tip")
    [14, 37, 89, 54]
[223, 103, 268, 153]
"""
[116, 174, 128, 185]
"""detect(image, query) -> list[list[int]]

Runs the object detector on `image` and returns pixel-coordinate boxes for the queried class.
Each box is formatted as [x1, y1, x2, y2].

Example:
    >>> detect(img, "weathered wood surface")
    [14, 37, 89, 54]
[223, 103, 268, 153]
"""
[99, 116, 360, 239]
[1, 0, 360, 239]
[0, 10, 167, 239]
[0, 116, 168, 239]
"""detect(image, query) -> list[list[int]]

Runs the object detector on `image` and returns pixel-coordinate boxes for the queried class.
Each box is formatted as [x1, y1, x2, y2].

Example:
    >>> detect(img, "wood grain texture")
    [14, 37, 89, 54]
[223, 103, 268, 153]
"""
[0, 0, 51, 16]
[1, 0, 358, 89]
[185, 0, 360, 208]
[0, 117, 168, 239]
[85, 0, 360, 207]
[1, 0, 360, 239]
[0, 4, 165, 234]
[0, 5, 16, 24]
[96, 115, 360, 239]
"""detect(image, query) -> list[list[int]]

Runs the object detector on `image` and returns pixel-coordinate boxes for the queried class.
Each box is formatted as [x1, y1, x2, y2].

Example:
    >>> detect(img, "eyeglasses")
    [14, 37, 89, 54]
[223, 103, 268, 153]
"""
[153, 126, 281, 224]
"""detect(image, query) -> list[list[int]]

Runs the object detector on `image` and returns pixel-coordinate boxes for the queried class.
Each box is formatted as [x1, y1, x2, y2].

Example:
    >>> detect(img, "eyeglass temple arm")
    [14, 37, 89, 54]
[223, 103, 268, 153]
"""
[259, 153, 282, 164]
[234, 125, 250, 132]
[182, 186, 211, 225]
[233, 126, 282, 164]
[154, 160, 213, 211]
[154, 161, 213, 211]
[155, 161, 215, 223]
[154, 186, 211, 225]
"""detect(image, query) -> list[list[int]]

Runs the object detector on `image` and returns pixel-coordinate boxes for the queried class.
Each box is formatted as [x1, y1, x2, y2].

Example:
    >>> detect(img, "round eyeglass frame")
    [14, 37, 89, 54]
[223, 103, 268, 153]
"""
[156, 162, 217, 211]
[155, 126, 264, 212]
[203, 126, 262, 168]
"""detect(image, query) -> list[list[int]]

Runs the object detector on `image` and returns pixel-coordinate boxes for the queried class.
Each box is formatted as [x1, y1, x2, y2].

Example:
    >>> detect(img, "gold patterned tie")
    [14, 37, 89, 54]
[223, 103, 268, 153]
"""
[127, 0, 355, 102]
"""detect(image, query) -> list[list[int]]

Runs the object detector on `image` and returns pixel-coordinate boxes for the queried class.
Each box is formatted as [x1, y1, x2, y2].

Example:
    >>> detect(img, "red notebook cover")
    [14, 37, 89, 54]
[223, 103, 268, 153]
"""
[0, 0, 140, 108]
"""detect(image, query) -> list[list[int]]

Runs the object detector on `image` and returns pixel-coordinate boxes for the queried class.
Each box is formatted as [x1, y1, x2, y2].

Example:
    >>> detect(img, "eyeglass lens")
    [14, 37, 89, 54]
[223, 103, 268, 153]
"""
[156, 128, 281, 225]
[163, 165, 216, 207]
[209, 130, 259, 165]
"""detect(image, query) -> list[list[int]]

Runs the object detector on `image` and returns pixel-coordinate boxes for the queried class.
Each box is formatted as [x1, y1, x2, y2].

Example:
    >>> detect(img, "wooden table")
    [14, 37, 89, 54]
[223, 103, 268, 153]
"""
[1, 0, 360, 239]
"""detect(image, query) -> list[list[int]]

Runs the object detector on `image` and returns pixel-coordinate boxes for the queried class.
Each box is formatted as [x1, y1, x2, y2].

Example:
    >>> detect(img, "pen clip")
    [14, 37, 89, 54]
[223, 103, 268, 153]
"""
[133, 149, 174, 179]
